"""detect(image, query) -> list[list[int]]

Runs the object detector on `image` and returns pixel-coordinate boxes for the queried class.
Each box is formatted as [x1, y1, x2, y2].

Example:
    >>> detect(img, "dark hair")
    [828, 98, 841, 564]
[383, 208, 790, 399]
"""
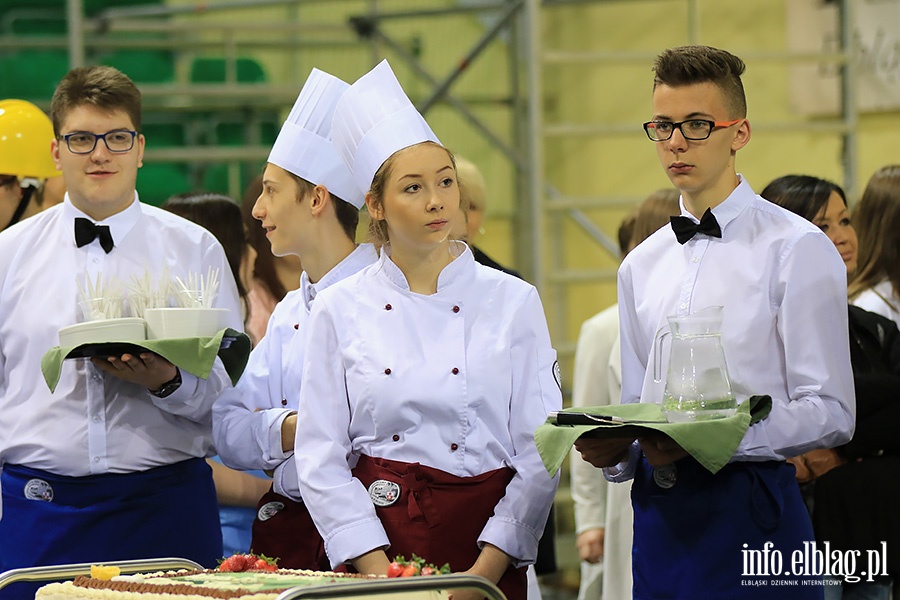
[653, 45, 747, 118]
[630, 188, 681, 252]
[280, 170, 360, 243]
[161, 192, 249, 320]
[241, 173, 287, 301]
[848, 165, 900, 303]
[617, 212, 636, 257]
[50, 65, 142, 136]
[367, 141, 457, 248]
[761, 175, 847, 223]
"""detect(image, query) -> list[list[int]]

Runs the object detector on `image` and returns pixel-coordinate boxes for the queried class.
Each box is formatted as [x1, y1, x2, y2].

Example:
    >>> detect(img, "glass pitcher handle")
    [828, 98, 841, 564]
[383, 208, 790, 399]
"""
[653, 329, 671, 384]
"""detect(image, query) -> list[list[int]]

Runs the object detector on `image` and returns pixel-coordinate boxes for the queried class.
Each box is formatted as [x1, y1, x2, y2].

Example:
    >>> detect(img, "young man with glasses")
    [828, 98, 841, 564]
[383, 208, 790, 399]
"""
[0, 65, 242, 599]
[575, 45, 855, 598]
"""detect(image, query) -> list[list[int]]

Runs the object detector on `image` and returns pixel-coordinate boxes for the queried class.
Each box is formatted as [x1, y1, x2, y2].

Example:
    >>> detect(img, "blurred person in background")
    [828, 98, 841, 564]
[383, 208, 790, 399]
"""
[849, 165, 900, 330]
[0, 99, 61, 230]
[162, 191, 271, 556]
[450, 155, 522, 279]
[570, 189, 678, 600]
[763, 174, 900, 600]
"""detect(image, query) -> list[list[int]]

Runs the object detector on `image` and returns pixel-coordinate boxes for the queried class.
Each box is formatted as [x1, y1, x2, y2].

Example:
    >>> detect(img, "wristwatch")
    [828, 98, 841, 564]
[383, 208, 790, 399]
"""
[149, 369, 182, 398]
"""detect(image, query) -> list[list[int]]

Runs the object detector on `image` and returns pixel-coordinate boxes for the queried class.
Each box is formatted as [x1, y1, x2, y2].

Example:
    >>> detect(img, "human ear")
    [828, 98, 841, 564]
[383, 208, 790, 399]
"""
[365, 192, 384, 221]
[731, 119, 751, 152]
[309, 184, 329, 216]
[50, 138, 62, 170]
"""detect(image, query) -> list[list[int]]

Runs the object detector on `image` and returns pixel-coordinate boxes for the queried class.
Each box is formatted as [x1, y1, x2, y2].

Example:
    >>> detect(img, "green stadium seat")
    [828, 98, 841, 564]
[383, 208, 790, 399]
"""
[142, 122, 186, 147]
[0, 50, 69, 99]
[138, 163, 190, 207]
[190, 57, 266, 83]
[98, 49, 175, 83]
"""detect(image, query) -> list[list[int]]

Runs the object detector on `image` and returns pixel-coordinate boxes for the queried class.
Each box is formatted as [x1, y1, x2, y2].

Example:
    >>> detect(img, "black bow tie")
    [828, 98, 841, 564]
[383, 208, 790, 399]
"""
[670, 208, 722, 244]
[74, 217, 115, 253]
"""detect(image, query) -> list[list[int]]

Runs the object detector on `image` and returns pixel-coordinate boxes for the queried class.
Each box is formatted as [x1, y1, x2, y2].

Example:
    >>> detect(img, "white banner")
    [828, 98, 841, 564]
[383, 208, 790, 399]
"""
[787, 0, 900, 115]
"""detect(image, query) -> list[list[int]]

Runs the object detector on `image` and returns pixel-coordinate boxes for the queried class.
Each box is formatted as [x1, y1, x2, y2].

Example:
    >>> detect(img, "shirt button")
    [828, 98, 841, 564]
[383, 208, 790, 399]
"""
[452, 367, 459, 375]
[692, 257, 700, 263]
[93, 415, 101, 422]
[293, 323, 299, 330]
[452, 305, 460, 313]
[384, 368, 392, 375]
[92, 258, 99, 264]
[281, 399, 288, 406]
[385, 304, 392, 311]
[93, 456, 100, 463]
[450, 443, 459, 451]
[680, 303, 688, 310]
[392, 434, 400, 442]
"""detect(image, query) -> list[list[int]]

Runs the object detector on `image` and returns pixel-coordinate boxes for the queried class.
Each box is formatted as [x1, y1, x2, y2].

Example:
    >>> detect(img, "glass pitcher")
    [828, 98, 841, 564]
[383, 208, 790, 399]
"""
[654, 305, 737, 422]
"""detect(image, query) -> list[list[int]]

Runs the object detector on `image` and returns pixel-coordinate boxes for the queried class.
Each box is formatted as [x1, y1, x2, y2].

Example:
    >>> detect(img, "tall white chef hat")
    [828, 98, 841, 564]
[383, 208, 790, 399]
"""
[331, 59, 441, 195]
[267, 68, 364, 209]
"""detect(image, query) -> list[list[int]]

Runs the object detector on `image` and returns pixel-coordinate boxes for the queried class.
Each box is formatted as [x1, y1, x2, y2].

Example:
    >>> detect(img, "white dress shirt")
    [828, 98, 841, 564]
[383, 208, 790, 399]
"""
[851, 280, 900, 330]
[0, 195, 242, 487]
[212, 243, 378, 498]
[294, 243, 561, 568]
[617, 176, 855, 465]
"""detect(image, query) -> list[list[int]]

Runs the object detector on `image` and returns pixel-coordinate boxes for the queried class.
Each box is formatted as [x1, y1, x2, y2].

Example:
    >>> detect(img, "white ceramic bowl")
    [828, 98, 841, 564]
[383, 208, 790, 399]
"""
[58, 317, 147, 348]
[144, 307, 230, 340]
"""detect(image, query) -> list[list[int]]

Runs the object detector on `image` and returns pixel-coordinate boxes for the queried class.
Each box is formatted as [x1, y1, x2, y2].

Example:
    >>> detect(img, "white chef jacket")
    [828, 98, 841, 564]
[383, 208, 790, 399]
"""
[851, 280, 900, 331]
[617, 176, 855, 468]
[0, 195, 242, 493]
[212, 243, 378, 497]
[294, 242, 561, 568]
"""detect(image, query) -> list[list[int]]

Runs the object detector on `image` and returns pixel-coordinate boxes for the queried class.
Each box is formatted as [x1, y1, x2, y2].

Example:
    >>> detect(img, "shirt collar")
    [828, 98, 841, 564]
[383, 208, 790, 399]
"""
[300, 243, 379, 311]
[677, 174, 755, 235]
[378, 241, 473, 293]
[63, 191, 142, 250]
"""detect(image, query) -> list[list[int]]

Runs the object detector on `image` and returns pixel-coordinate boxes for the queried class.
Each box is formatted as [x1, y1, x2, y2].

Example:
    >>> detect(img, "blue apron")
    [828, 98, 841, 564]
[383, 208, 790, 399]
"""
[631, 457, 823, 600]
[0, 458, 222, 600]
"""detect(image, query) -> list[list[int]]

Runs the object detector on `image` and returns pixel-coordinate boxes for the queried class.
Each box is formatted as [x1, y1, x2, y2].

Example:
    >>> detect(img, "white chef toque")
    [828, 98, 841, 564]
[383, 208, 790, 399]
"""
[331, 59, 441, 195]
[267, 68, 364, 209]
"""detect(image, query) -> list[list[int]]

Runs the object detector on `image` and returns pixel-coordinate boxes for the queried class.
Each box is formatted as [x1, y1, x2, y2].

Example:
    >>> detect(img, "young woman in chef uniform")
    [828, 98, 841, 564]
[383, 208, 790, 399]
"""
[292, 60, 560, 599]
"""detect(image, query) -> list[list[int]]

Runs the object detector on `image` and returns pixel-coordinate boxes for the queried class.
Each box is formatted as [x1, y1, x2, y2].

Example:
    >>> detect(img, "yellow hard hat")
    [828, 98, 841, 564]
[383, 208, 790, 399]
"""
[0, 99, 60, 180]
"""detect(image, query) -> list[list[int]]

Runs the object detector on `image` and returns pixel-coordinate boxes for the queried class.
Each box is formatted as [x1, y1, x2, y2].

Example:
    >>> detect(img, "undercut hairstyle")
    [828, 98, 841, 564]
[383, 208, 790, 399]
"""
[50, 65, 142, 136]
[367, 141, 457, 249]
[848, 165, 900, 303]
[761, 175, 847, 223]
[653, 45, 747, 119]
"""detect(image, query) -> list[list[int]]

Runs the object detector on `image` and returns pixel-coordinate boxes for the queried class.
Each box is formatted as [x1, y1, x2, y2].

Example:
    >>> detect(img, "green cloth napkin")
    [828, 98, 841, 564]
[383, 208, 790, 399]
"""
[535, 395, 772, 475]
[41, 328, 252, 392]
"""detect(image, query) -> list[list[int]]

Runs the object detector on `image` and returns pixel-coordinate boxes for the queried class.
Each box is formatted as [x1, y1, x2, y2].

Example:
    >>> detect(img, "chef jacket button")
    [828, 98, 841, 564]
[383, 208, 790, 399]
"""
[281, 399, 288, 406]
[450, 443, 459, 451]
[385, 303, 392, 311]
[392, 434, 400, 442]
[452, 305, 460, 313]
[452, 367, 459, 375]
[384, 368, 392, 375]
[293, 323, 299, 330]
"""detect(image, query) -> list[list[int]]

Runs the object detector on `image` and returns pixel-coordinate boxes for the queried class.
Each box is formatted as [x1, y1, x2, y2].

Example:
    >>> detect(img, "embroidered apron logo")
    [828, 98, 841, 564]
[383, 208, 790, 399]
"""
[24, 478, 54, 502]
[368, 479, 401, 507]
[653, 464, 677, 489]
[257, 501, 285, 521]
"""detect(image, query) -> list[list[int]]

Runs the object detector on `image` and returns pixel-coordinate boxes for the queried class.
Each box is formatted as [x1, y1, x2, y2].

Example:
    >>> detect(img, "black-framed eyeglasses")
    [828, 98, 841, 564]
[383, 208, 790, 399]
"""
[643, 119, 742, 142]
[61, 130, 138, 154]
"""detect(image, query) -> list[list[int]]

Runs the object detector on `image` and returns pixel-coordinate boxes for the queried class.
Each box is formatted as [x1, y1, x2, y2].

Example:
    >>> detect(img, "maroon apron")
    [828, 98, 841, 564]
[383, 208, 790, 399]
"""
[352, 455, 527, 599]
[250, 487, 330, 571]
